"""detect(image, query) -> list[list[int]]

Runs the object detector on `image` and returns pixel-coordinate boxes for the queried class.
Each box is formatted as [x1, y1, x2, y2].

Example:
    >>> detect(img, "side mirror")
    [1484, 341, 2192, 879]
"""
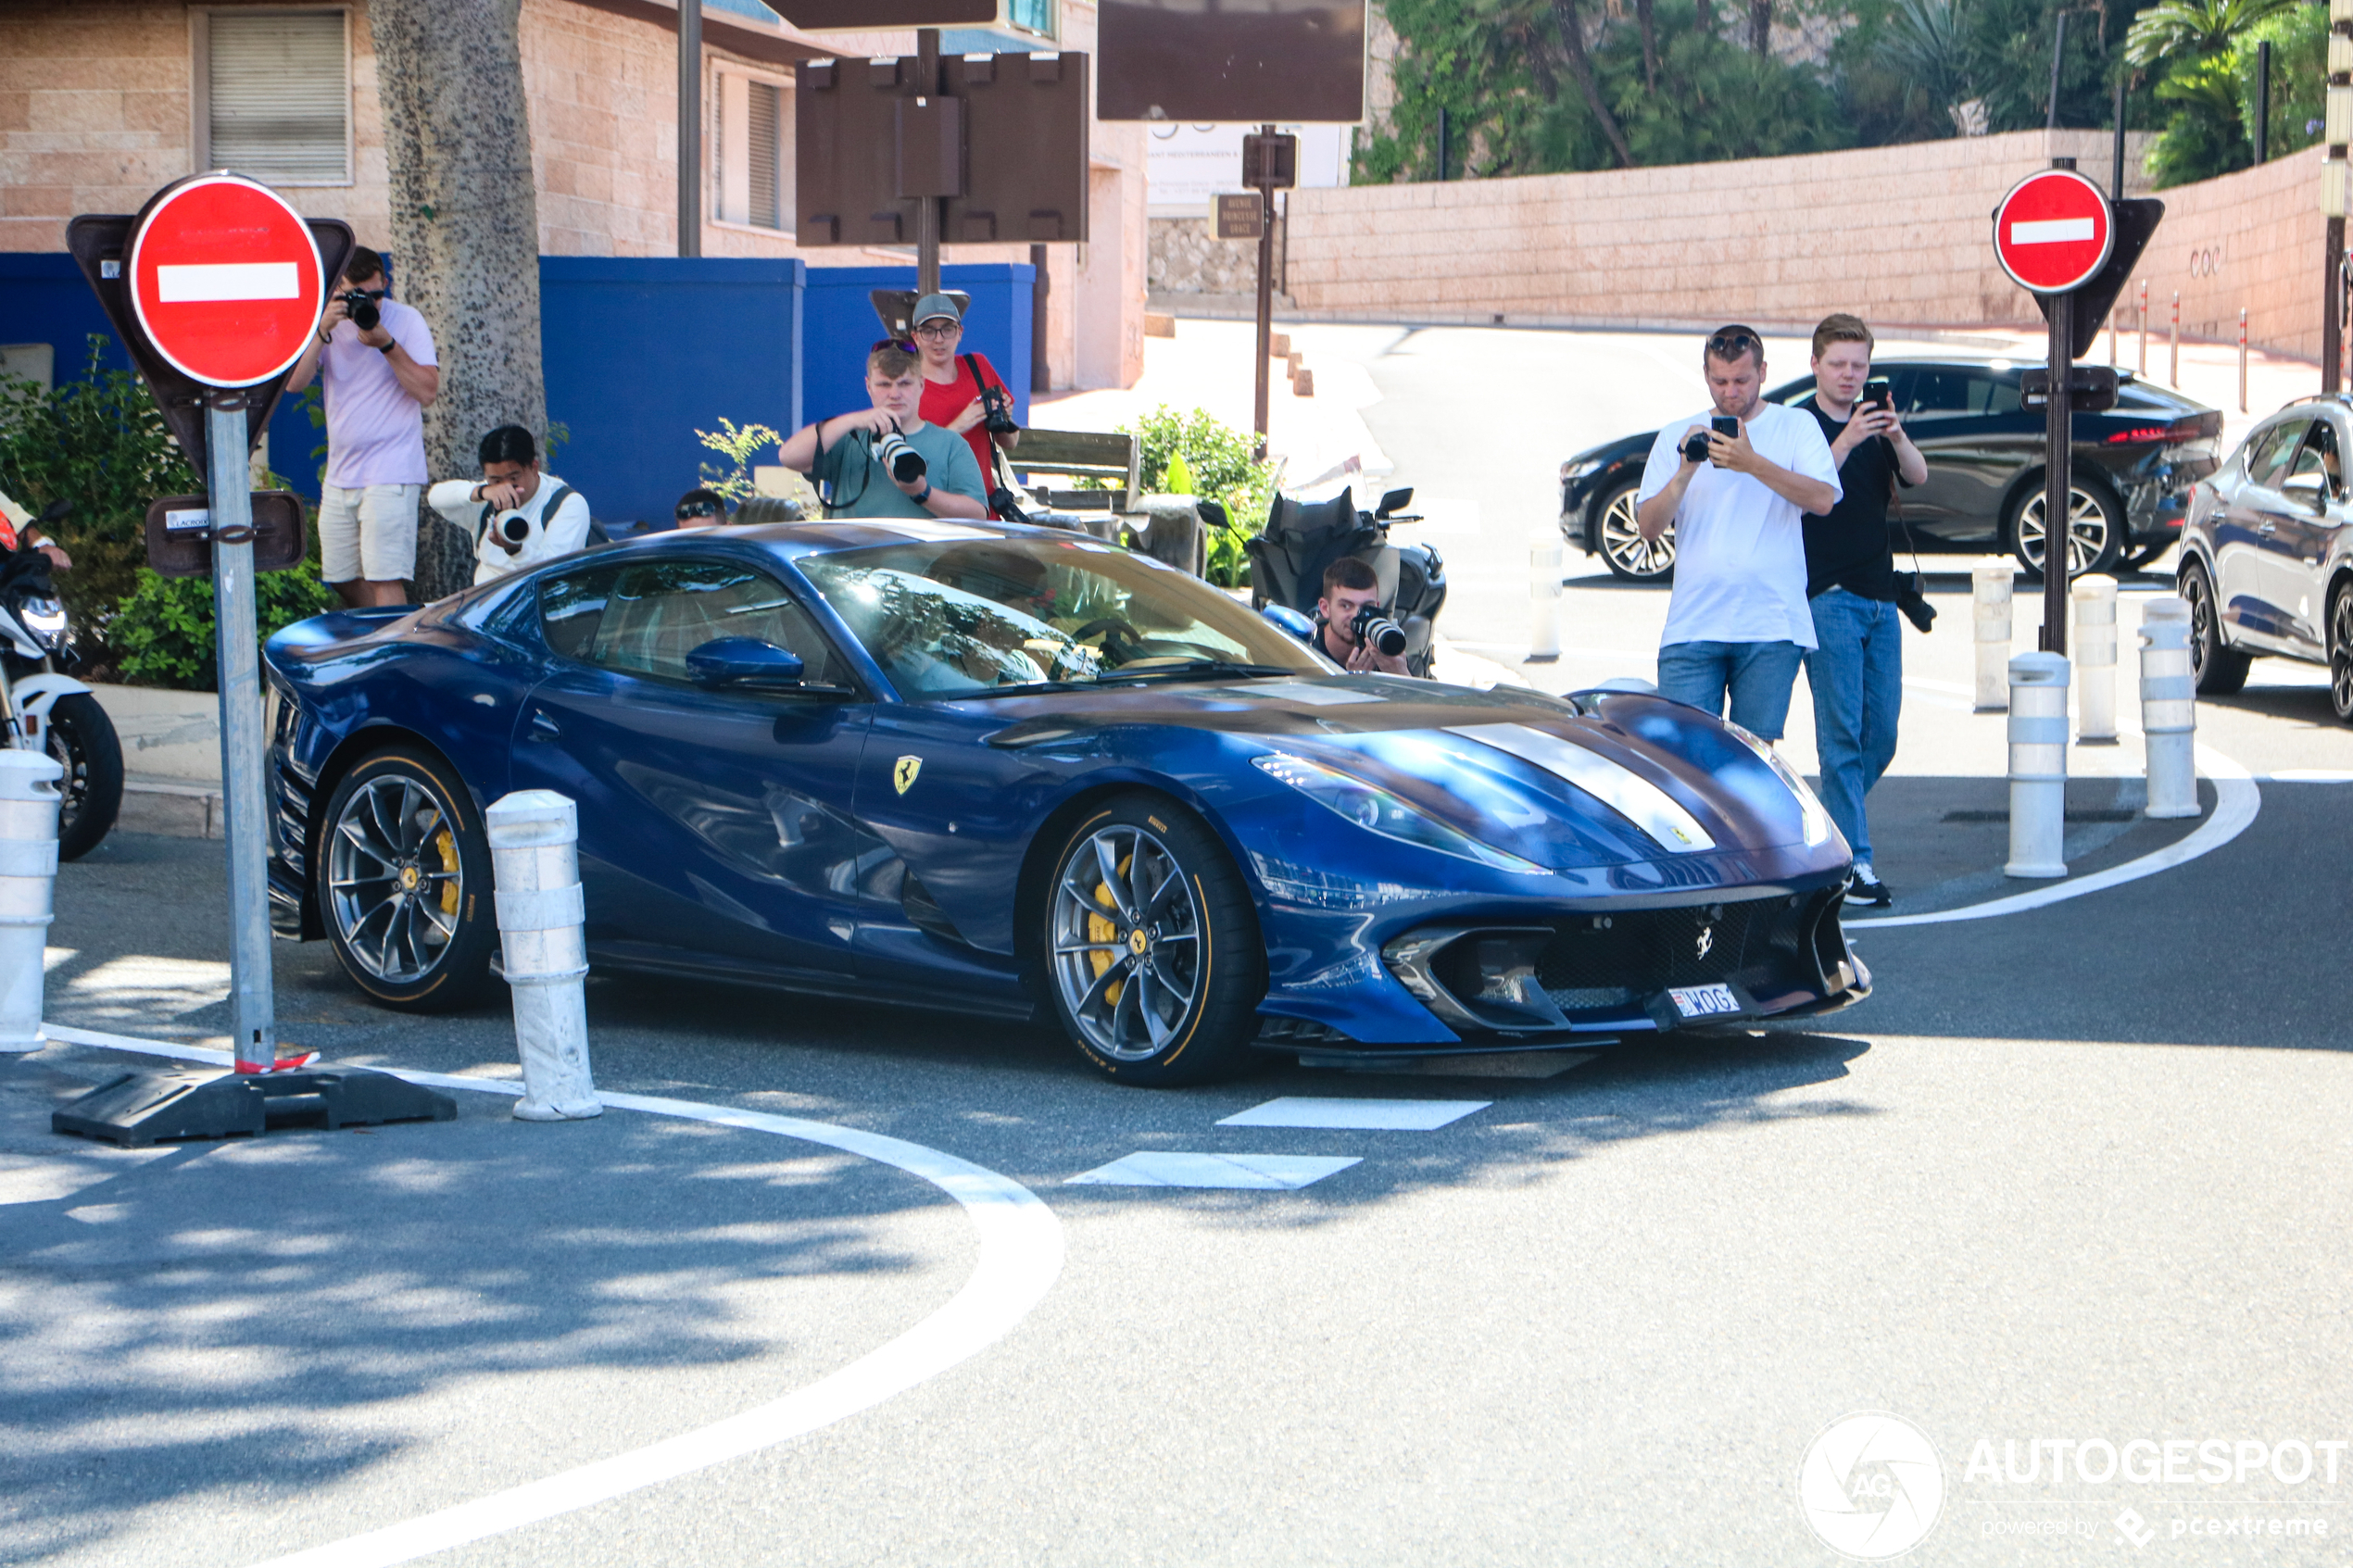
[1259, 603, 1315, 644]
[2282, 472, 2331, 511]
[1376, 486, 1415, 518]
[1196, 498, 1229, 532]
[686, 636, 806, 691]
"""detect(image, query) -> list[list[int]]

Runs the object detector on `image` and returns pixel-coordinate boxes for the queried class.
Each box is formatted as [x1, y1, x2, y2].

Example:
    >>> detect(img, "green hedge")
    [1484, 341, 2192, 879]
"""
[108, 568, 340, 692]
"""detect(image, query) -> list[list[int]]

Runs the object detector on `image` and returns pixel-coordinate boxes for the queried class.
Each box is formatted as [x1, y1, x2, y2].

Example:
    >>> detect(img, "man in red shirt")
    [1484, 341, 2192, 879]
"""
[911, 295, 1020, 508]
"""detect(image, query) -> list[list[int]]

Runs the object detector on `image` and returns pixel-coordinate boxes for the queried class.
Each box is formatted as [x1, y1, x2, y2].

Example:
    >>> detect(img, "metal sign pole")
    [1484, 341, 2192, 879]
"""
[916, 28, 943, 297]
[2042, 289, 2073, 656]
[206, 394, 276, 1073]
[1252, 124, 1276, 462]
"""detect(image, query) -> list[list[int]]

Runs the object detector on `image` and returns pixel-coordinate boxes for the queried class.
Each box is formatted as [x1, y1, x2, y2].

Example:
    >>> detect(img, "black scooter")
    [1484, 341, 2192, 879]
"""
[1239, 484, 1447, 678]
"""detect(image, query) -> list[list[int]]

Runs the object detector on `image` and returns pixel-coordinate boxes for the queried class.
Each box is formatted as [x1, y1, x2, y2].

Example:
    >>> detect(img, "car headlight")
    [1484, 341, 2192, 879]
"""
[1561, 458, 1604, 484]
[1722, 721, 1841, 850]
[1254, 752, 1547, 873]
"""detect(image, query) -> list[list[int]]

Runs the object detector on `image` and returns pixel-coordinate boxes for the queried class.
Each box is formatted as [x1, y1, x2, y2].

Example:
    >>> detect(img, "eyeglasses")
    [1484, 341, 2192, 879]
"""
[1705, 329, 1762, 358]
[913, 321, 960, 339]
[676, 501, 724, 520]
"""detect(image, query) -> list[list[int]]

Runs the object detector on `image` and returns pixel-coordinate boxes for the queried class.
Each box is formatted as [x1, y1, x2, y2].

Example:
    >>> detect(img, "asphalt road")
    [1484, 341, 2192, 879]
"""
[8, 324, 2353, 1568]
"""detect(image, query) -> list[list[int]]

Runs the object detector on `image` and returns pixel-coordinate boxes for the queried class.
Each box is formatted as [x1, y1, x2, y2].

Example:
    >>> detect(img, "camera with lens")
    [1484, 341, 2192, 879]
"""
[339, 290, 381, 332]
[1350, 603, 1409, 659]
[873, 427, 927, 485]
[976, 381, 1019, 437]
[497, 512, 535, 546]
[1895, 571, 1936, 633]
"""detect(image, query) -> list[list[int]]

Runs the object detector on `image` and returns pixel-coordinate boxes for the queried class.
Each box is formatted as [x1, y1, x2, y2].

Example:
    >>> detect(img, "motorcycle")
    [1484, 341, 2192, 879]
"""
[1239, 484, 1448, 678]
[2, 503, 122, 860]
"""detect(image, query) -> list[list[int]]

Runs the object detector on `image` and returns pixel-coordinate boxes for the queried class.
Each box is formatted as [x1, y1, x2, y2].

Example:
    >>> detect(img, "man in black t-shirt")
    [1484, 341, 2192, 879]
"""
[1800, 314, 1927, 907]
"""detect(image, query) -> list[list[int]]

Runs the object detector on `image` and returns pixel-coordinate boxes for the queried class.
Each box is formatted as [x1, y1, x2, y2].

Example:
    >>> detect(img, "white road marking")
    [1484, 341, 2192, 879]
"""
[1065, 1151, 1361, 1189]
[2010, 218, 2095, 245]
[156, 261, 301, 302]
[2264, 769, 2353, 782]
[37, 1023, 1064, 1568]
[1218, 1096, 1491, 1130]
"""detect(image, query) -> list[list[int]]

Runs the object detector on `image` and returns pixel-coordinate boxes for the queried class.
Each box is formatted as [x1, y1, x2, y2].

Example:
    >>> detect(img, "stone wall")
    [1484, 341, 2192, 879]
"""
[1284, 129, 2188, 337]
[1149, 216, 1285, 296]
[2117, 147, 2323, 360]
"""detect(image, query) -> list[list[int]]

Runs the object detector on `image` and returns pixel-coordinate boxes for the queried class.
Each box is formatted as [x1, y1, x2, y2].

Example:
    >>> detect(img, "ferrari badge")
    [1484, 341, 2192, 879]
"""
[893, 755, 923, 795]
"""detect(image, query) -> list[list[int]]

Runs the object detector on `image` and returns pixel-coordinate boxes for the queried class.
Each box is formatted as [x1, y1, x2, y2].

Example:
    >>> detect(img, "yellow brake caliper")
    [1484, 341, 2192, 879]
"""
[1088, 853, 1132, 1007]
[434, 828, 460, 921]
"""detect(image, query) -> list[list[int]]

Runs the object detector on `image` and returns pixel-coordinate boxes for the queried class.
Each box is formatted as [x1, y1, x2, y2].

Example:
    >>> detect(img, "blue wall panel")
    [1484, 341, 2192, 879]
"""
[800, 263, 1033, 435]
[538, 256, 804, 527]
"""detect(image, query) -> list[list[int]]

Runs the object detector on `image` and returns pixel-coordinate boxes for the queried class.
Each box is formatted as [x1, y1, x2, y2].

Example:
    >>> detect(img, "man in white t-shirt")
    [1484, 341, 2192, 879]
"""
[284, 245, 440, 608]
[1634, 325, 1841, 740]
[425, 425, 592, 586]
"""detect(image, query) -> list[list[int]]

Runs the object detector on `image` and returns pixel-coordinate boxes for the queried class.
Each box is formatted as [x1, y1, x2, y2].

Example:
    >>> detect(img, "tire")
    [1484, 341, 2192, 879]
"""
[1592, 477, 1674, 583]
[2008, 477, 2123, 580]
[2332, 583, 2353, 725]
[316, 746, 498, 1010]
[2180, 558, 2251, 696]
[1041, 794, 1265, 1085]
[44, 693, 121, 863]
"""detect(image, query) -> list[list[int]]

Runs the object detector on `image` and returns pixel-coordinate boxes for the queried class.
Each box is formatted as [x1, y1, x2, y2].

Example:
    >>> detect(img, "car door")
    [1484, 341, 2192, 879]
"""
[509, 556, 890, 985]
[2216, 416, 2309, 649]
[1895, 367, 2032, 546]
[2263, 417, 2346, 654]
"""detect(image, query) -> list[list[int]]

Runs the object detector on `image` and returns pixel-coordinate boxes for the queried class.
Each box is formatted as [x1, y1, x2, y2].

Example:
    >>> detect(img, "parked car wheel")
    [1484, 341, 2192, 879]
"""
[2179, 558, 2251, 696]
[1044, 794, 1265, 1085]
[2331, 583, 2353, 724]
[44, 693, 122, 863]
[1593, 478, 1673, 583]
[318, 746, 497, 1010]
[2009, 478, 2124, 580]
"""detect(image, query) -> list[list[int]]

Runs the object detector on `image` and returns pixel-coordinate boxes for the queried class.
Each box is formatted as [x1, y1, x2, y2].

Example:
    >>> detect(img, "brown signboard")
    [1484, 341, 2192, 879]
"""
[1098, 0, 1365, 124]
[1213, 193, 1264, 241]
[768, 0, 998, 25]
[144, 491, 309, 579]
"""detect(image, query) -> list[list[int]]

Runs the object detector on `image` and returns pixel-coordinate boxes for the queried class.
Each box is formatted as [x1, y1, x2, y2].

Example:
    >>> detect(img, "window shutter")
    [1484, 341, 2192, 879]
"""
[747, 82, 781, 231]
[208, 10, 349, 184]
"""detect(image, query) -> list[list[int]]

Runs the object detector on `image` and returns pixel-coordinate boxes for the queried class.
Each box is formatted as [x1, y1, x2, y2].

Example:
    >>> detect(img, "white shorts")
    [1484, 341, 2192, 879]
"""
[320, 483, 422, 583]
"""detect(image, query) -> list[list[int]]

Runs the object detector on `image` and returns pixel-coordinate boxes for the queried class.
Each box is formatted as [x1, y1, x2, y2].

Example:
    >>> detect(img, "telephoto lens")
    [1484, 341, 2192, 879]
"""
[874, 429, 927, 485]
[343, 290, 380, 332]
[1351, 603, 1410, 658]
[498, 513, 534, 545]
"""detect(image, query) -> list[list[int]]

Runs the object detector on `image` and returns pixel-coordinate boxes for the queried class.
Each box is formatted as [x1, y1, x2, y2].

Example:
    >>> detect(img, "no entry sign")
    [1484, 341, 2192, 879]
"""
[127, 174, 324, 387]
[1993, 169, 2113, 295]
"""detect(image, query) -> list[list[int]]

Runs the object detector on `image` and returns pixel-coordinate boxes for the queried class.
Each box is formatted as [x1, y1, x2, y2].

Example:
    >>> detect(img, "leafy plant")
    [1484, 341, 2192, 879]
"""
[1079, 406, 1278, 588]
[696, 418, 786, 502]
[108, 566, 339, 692]
[0, 336, 201, 630]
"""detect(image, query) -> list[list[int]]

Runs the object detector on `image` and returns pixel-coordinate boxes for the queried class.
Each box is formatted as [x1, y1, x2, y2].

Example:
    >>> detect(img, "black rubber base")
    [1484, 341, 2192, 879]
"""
[51, 1066, 458, 1148]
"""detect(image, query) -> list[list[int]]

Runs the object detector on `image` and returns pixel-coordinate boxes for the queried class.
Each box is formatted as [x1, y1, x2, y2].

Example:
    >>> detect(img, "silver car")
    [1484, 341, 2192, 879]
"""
[2178, 394, 2353, 720]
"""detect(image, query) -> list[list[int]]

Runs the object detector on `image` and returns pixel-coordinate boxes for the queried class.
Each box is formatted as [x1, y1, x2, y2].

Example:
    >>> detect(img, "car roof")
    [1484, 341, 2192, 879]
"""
[596, 515, 1065, 567]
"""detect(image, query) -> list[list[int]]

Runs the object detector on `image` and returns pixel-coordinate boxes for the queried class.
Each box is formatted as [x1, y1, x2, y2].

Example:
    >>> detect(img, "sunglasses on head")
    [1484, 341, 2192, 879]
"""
[871, 337, 915, 355]
[1706, 329, 1762, 358]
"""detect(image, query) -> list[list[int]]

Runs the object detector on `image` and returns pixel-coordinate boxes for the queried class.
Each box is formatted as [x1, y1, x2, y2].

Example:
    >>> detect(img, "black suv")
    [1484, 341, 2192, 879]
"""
[1558, 358, 2222, 583]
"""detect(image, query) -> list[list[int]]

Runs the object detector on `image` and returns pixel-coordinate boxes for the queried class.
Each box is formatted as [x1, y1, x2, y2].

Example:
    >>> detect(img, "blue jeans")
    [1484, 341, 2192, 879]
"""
[1804, 588, 1903, 865]
[1656, 640, 1806, 740]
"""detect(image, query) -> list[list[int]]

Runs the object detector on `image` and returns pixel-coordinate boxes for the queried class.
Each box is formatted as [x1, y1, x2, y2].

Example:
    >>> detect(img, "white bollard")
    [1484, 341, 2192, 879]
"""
[1529, 526, 1563, 661]
[0, 750, 62, 1052]
[2005, 651, 2070, 879]
[2138, 598, 2200, 819]
[486, 790, 600, 1121]
[2071, 574, 2119, 744]
[1972, 564, 2014, 711]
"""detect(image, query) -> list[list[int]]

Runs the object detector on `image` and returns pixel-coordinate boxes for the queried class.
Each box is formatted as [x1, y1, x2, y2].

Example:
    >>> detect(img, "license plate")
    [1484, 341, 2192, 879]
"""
[1667, 983, 1741, 1020]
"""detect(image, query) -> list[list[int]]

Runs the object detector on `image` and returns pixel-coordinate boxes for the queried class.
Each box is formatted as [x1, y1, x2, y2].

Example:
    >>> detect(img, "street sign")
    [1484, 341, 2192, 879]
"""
[1213, 193, 1264, 241]
[1994, 169, 2114, 295]
[143, 492, 309, 578]
[126, 174, 326, 388]
[2020, 365, 2120, 413]
[2033, 196, 2164, 358]
[1243, 132, 1299, 191]
[1098, 0, 1366, 123]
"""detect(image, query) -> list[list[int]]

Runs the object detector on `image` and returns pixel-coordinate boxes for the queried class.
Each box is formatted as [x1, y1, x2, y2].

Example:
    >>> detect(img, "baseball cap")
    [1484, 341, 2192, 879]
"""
[912, 293, 963, 327]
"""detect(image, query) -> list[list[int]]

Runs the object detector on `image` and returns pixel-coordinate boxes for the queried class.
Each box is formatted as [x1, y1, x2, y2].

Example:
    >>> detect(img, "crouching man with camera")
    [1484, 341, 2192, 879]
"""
[286, 245, 440, 608]
[1798, 314, 1929, 908]
[778, 344, 987, 521]
[1316, 557, 1412, 674]
[426, 425, 591, 587]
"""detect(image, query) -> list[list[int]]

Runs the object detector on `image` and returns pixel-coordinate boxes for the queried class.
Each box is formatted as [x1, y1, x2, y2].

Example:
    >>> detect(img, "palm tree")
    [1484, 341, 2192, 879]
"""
[2124, 0, 2293, 69]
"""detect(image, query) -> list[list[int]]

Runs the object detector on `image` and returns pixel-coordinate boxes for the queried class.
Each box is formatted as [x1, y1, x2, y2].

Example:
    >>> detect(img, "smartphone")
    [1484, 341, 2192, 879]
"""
[1862, 377, 1892, 412]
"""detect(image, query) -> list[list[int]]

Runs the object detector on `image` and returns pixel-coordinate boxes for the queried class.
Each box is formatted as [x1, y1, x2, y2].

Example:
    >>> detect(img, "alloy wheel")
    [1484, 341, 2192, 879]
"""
[1049, 822, 1203, 1062]
[326, 774, 465, 984]
[2014, 485, 2116, 578]
[2333, 590, 2353, 721]
[1599, 488, 1673, 580]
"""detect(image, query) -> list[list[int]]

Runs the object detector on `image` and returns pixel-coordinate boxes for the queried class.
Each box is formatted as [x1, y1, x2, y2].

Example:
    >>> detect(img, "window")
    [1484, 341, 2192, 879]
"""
[1005, 0, 1058, 40]
[198, 9, 351, 185]
[2245, 420, 2310, 489]
[717, 70, 791, 232]
[545, 560, 852, 688]
[1905, 369, 2021, 418]
[2284, 421, 2341, 496]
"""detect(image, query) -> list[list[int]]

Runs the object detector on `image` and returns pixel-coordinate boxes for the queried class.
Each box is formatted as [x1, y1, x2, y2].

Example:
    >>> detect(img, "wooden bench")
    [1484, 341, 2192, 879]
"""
[1012, 428, 1140, 512]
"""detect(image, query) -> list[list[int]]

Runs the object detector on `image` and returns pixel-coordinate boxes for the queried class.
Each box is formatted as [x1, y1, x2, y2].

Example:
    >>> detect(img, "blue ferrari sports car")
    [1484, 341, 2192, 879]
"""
[262, 520, 1869, 1084]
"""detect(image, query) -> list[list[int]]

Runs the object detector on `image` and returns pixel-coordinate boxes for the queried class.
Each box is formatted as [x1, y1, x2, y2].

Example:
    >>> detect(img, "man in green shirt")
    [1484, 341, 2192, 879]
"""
[778, 344, 988, 520]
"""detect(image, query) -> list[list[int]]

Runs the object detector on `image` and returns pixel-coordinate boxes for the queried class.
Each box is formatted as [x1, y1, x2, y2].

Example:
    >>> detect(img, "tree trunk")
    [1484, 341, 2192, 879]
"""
[1749, 0, 1772, 56]
[1636, 0, 1659, 90]
[368, 0, 547, 603]
[1550, 0, 1636, 168]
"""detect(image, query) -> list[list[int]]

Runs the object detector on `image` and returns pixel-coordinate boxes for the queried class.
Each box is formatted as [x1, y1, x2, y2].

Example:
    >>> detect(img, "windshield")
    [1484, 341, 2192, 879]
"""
[798, 535, 1326, 697]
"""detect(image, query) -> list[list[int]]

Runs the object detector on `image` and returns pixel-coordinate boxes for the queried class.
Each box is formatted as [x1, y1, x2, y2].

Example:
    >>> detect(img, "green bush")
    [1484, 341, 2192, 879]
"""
[0, 336, 201, 631]
[1089, 406, 1277, 589]
[109, 567, 340, 692]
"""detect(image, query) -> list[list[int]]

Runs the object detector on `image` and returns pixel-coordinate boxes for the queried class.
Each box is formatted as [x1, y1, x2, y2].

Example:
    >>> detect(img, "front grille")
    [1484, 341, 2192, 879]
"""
[1536, 897, 1793, 1006]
